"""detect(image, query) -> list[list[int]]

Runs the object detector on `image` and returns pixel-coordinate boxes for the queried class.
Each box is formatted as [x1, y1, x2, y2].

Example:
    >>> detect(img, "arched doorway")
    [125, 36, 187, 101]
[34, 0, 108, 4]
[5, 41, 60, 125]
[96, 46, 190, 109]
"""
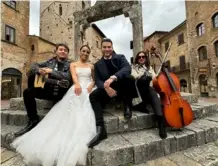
[1, 68, 22, 100]
[199, 74, 208, 97]
[180, 79, 188, 92]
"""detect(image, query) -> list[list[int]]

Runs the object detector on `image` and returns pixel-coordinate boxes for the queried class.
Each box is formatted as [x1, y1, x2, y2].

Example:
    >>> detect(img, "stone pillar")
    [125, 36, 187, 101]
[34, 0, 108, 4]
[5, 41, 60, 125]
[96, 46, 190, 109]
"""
[128, 2, 143, 59]
[73, 22, 82, 61]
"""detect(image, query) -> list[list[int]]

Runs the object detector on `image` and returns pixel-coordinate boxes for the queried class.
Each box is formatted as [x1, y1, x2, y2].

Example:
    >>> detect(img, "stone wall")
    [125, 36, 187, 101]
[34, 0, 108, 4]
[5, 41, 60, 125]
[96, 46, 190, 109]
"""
[185, 1, 218, 97]
[1, 1, 30, 92]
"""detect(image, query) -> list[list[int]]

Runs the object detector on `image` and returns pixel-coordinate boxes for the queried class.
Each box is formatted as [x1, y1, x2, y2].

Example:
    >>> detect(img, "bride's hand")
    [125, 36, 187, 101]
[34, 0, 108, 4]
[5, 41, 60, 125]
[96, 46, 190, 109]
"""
[87, 85, 93, 94]
[74, 84, 82, 96]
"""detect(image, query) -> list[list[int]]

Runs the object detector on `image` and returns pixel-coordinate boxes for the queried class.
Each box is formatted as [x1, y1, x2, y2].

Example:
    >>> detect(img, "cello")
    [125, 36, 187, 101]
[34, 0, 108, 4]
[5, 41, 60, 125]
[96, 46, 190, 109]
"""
[152, 43, 194, 128]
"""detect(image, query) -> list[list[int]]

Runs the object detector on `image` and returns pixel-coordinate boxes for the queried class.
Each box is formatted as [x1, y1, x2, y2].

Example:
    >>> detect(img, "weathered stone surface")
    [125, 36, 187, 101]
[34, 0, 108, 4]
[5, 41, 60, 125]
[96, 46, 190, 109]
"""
[180, 92, 199, 103]
[167, 152, 202, 166]
[184, 144, 218, 166]
[1, 150, 17, 164]
[73, 1, 139, 22]
[9, 98, 53, 110]
[91, 135, 133, 166]
[187, 119, 218, 143]
[133, 112, 154, 129]
[185, 125, 206, 146]
[169, 130, 189, 152]
[206, 113, 218, 122]
[143, 157, 177, 166]
[1, 154, 25, 166]
[121, 130, 165, 164]
[104, 112, 119, 134]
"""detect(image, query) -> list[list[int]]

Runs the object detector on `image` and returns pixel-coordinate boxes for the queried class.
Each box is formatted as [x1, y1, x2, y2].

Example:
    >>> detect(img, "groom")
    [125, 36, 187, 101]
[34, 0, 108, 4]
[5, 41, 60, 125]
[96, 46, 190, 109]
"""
[88, 38, 132, 148]
[14, 43, 72, 137]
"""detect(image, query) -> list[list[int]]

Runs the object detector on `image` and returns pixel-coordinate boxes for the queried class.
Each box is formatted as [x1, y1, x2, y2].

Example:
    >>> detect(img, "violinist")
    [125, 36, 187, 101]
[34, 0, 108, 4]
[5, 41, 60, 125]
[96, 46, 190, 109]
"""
[130, 51, 167, 139]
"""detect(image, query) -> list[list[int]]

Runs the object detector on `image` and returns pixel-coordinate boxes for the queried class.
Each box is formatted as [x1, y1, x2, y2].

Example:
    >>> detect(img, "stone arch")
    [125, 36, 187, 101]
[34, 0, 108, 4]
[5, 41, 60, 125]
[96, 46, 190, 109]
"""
[199, 74, 209, 97]
[211, 12, 218, 28]
[180, 79, 188, 92]
[1, 68, 22, 99]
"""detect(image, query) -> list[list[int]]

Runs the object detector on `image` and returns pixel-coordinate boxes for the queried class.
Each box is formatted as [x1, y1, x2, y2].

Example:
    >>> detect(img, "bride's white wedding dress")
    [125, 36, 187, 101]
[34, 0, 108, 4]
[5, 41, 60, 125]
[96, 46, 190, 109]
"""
[12, 67, 97, 166]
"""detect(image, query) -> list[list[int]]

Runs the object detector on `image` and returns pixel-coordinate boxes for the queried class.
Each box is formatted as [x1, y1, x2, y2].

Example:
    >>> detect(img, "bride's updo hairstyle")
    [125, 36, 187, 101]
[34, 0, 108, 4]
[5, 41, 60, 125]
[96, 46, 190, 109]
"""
[80, 45, 91, 52]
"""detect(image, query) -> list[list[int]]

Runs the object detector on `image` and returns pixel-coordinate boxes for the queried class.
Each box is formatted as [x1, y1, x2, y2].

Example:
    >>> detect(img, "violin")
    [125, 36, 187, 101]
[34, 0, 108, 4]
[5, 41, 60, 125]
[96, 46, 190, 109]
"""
[152, 44, 194, 128]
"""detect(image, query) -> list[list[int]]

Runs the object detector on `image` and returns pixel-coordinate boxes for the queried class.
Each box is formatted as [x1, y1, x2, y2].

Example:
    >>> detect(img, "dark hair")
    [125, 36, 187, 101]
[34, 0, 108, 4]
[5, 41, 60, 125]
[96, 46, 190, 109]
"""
[101, 38, 113, 45]
[55, 43, 70, 53]
[80, 45, 91, 51]
[134, 51, 150, 68]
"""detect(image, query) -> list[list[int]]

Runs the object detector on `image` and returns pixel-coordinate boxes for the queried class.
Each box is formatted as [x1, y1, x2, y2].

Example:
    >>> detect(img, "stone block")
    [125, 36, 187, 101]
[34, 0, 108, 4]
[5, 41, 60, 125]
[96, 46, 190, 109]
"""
[169, 130, 189, 152]
[121, 130, 165, 164]
[9, 97, 53, 110]
[91, 135, 133, 166]
[189, 119, 218, 143]
[104, 112, 119, 134]
[185, 125, 206, 146]
[1, 112, 9, 125]
[133, 112, 154, 129]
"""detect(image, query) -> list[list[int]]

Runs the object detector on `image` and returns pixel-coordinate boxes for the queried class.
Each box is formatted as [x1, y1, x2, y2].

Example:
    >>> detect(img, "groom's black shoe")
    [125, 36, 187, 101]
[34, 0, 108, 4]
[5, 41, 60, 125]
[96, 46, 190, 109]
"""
[123, 100, 132, 120]
[88, 126, 107, 148]
[15, 118, 40, 137]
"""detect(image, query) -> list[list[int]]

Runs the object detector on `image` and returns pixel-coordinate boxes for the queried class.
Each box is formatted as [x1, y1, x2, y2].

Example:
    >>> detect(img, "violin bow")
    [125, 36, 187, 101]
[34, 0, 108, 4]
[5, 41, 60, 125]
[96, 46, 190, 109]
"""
[156, 42, 172, 76]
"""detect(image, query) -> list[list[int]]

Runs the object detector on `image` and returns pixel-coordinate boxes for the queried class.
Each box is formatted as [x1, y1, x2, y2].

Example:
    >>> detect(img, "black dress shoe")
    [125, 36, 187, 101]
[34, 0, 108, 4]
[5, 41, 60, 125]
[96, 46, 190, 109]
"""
[124, 105, 132, 120]
[88, 126, 107, 148]
[14, 119, 40, 137]
[157, 116, 167, 139]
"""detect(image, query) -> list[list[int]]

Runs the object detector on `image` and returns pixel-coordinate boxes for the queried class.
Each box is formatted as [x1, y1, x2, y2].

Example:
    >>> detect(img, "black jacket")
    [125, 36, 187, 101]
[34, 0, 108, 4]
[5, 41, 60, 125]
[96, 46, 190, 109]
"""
[27, 57, 72, 83]
[94, 53, 131, 89]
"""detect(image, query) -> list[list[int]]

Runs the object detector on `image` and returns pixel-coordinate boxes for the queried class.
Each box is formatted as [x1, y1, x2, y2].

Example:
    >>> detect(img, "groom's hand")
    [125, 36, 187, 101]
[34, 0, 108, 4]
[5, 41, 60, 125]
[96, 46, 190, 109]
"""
[104, 78, 114, 89]
[105, 87, 117, 98]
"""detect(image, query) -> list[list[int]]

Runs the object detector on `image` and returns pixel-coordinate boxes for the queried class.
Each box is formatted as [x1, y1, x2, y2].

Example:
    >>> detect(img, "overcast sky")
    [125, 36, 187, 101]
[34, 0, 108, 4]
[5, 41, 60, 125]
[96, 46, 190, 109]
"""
[30, 0, 186, 61]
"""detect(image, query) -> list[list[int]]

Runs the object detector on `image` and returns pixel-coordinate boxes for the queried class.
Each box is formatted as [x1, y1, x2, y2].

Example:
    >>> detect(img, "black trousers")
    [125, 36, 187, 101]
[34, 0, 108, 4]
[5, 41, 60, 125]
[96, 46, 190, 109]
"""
[127, 76, 163, 116]
[23, 75, 67, 120]
[89, 77, 132, 126]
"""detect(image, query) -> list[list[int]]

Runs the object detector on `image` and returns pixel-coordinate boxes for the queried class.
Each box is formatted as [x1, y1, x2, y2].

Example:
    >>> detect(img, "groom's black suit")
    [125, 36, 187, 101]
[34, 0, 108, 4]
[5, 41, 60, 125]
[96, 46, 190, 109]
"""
[89, 53, 131, 126]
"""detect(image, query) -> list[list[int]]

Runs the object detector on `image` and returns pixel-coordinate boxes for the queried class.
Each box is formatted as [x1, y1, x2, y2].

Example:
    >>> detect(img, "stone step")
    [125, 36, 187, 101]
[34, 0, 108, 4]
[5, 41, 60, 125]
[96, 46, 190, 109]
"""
[1, 102, 217, 135]
[1, 114, 218, 166]
[8, 92, 199, 110]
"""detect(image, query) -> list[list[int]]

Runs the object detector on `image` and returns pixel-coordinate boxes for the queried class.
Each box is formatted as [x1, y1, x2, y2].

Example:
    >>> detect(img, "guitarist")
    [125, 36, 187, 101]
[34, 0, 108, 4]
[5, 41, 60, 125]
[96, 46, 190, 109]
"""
[15, 43, 72, 137]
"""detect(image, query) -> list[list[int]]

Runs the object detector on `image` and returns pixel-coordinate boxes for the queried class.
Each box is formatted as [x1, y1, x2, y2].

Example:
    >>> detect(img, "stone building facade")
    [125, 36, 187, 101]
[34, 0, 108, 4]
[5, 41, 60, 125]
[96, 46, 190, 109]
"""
[132, 1, 218, 96]
[1, 1, 56, 100]
[40, 1, 106, 63]
[186, 1, 218, 97]
[158, 21, 191, 93]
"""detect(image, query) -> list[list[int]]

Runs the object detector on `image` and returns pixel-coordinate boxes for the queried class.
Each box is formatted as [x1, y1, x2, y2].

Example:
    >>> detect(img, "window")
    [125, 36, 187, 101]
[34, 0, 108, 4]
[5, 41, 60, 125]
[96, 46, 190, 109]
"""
[197, 23, 205, 36]
[5, 25, 15, 43]
[179, 56, 186, 70]
[165, 42, 169, 52]
[212, 13, 218, 28]
[214, 41, 218, 57]
[59, 4, 62, 16]
[178, 33, 184, 45]
[4, 0, 16, 9]
[82, 1, 85, 9]
[198, 46, 207, 61]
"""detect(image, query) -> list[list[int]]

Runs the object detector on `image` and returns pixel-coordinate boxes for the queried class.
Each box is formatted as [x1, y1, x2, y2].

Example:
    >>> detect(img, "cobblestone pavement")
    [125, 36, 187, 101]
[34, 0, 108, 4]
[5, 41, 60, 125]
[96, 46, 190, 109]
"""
[1, 140, 218, 166]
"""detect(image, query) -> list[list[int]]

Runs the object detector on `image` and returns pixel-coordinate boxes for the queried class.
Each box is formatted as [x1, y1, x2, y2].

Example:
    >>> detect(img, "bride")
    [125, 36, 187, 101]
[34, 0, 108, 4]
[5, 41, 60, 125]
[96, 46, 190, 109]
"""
[12, 45, 97, 166]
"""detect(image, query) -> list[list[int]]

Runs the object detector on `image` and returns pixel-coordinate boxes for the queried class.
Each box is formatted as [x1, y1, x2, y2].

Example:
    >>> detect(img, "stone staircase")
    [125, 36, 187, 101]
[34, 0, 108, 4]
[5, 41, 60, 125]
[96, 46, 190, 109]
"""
[1, 92, 218, 166]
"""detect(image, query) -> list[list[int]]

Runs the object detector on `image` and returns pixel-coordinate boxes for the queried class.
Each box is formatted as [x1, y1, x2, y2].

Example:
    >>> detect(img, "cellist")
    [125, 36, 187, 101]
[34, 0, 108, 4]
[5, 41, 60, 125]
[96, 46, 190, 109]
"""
[128, 50, 167, 139]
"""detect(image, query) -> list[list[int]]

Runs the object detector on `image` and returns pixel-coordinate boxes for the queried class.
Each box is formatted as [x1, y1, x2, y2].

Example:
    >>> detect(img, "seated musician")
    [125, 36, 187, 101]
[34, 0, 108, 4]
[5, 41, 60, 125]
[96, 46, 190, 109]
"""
[128, 51, 167, 139]
[15, 43, 72, 137]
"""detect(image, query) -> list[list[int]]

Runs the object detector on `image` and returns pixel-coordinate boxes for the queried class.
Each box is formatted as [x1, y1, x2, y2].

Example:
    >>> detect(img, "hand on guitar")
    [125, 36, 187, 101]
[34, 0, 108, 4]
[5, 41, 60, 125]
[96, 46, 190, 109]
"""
[39, 68, 53, 75]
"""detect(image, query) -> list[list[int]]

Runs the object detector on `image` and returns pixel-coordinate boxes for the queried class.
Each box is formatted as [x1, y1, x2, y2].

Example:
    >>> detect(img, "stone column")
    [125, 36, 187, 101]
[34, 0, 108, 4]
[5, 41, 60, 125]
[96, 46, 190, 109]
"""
[128, 2, 143, 59]
[73, 21, 82, 61]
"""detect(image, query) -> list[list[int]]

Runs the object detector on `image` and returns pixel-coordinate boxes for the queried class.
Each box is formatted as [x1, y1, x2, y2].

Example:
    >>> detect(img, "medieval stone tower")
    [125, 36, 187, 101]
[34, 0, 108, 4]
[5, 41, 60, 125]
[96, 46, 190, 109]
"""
[40, 1, 91, 60]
